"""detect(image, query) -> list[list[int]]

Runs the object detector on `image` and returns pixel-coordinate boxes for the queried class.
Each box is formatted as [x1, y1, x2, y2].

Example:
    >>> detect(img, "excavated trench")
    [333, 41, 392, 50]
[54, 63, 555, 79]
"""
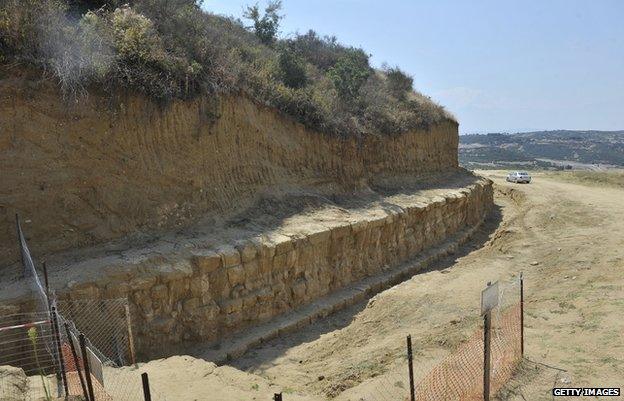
[1, 65, 493, 362]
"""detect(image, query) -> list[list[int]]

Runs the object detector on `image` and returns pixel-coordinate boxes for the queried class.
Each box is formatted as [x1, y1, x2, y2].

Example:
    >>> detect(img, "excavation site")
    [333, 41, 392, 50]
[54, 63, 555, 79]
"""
[1, 1, 623, 401]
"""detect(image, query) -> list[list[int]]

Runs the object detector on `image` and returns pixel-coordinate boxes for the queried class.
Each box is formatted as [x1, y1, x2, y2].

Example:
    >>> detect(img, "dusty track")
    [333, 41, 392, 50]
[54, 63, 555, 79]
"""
[126, 171, 623, 400]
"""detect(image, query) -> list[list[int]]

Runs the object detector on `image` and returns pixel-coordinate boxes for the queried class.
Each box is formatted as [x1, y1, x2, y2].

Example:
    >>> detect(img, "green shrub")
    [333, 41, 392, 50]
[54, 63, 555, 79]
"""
[327, 49, 371, 102]
[287, 30, 348, 71]
[111, 6, 163, 63]
[276, 47, 308, 88]
[1, 0, 450, 135]
[383, 65, 413, 100]
[0, 0, 67, 58]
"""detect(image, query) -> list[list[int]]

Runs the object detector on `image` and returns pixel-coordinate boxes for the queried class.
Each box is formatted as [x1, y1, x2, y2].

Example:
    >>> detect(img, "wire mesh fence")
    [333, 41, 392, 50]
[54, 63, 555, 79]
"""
[411, 276, 523, 401]
[0, 215, 167, 401]
[56, 299, 133, 368]
[0, 312, 59, 401]
[0, 306, 168, 401]
[3, 215, 525, 401]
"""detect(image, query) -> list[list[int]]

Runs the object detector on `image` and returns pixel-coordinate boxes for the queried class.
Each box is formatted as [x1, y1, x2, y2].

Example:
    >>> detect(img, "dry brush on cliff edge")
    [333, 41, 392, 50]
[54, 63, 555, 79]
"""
[0, 0, 451, 137]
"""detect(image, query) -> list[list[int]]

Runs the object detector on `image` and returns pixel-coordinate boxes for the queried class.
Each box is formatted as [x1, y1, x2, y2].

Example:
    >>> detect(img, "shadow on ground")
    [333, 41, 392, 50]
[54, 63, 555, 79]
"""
[228, 202, 504, 372]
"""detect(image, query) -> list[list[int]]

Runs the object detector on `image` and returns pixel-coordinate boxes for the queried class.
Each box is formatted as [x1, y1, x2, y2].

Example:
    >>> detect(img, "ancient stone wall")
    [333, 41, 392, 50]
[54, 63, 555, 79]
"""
[40, 178, 492, 359]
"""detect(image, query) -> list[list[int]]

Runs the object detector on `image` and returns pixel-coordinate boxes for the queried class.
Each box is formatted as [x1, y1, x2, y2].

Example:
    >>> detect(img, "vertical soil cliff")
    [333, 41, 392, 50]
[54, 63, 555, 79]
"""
[0, 66, 459, 266]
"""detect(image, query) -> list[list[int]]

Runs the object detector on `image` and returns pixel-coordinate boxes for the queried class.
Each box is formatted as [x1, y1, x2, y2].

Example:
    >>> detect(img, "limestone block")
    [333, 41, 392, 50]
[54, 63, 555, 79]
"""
[259, 243, 276, 260]
[242, 293, 258, 310]
[219, 245, 241, 267]
[130, 275, 157, 291]
[330, 224, 351, 240]
[151, 284, 168, 301]
[151, 317, 176, 333]
[273, 253, 288, 271]
[350, 220, 369, 233]
[306, 229, 331, 245]
[168, 279, 189, 300]
[104, 281, 131, 298]
[243, 260, 260, 281]
[224, 311, 243, 327]
[274, 236, 294, 255]
[182, 297, 201, 313]
[200, 301, 220, 320]
[286, 249, 298, 268]
[218, 298, 243, 314]
[236, 241, 258, 263]
[133, 291, 153, 317]
[191, 250, 222, 274]
[255, 287, 272, 303]
[190, 276, 210, 302]
[158, 260, 193, 282]
[230, 284, 246, 299]
[227, 265, 245, 287]
[68, 282, 100, 299]
[208, 269, 231, 299]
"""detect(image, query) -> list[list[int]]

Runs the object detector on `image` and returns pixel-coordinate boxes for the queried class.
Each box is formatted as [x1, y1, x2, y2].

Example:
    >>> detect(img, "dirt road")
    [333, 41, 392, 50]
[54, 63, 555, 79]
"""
[138, 170, 623, 400]
[222, 170, 623, 400]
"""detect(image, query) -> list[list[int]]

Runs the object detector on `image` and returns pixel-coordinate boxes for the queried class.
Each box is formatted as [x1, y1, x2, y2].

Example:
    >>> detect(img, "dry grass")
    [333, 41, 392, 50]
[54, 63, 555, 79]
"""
[543, 170, 624, 189]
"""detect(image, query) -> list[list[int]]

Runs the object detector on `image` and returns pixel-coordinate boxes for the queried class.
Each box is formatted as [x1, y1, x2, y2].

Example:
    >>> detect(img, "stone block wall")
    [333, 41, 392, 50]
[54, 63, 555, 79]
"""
[49, 178, 492, 359]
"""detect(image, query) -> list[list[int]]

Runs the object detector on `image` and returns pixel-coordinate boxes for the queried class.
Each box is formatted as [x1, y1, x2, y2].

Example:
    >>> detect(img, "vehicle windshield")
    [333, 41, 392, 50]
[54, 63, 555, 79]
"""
[519, 172, 529, 175]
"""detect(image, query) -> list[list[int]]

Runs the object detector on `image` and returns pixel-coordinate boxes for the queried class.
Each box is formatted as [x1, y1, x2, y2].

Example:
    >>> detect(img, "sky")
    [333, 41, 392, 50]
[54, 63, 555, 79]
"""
[202, 0, 624, 134]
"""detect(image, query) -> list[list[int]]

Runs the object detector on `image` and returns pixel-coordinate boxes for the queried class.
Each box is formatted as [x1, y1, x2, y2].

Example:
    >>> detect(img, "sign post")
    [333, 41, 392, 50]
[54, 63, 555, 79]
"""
[407, 335, 415, 401]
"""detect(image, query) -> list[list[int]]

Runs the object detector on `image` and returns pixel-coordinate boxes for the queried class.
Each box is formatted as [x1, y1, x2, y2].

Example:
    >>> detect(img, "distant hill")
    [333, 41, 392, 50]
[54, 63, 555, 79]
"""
[459, 130, 624, 170]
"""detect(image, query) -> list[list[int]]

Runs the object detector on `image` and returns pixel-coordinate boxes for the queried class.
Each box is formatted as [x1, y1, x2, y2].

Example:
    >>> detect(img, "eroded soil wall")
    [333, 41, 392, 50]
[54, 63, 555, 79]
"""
[0, 66, 458, 265]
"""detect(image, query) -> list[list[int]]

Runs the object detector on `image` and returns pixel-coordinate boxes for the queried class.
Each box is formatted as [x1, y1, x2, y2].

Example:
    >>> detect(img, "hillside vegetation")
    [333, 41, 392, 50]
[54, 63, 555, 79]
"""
[0, 0, 451, 137]
[459, 130, 624, 169]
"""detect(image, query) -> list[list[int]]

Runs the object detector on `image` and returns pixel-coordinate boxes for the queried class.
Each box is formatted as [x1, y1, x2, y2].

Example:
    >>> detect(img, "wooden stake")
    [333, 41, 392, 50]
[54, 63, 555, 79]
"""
[125, 303, 138, 368]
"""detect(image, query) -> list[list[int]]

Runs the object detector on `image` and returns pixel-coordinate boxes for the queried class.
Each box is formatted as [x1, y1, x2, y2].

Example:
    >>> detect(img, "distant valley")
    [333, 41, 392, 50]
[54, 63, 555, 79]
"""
[459, 130, 624, 170]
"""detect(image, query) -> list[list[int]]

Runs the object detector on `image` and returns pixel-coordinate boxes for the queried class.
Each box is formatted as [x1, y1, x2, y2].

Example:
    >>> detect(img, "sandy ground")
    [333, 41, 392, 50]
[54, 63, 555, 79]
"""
[218, 170, 624, 401]
[20, 170, 624, 400]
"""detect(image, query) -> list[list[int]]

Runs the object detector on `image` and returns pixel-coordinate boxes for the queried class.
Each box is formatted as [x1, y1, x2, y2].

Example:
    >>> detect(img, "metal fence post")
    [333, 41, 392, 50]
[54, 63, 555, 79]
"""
[43, 262, 63, 398]
[483, 310, 492, 401]
[520, 272, 524, 357]
[407, 335, 415, 401]
[142, 372, 152, 401]
[79, 333, 96, 401]
[274, 392, 283, 401]
[64, 323, 89, 401]
[15, 214, 25, 279]
[51, 306, 69, 397]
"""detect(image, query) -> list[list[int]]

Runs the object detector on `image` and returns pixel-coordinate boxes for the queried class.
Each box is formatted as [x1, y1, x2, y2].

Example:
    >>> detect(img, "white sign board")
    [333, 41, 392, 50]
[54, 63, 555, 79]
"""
[481, 281, 499, 315]
[87, 346, 104, 386]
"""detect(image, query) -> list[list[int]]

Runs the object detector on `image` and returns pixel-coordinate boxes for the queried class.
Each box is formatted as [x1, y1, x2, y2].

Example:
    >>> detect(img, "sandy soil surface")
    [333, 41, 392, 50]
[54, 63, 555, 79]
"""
[189, 170, 623, 401]
[15, 170, 624, 400]
[1, 170, 481, 302]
